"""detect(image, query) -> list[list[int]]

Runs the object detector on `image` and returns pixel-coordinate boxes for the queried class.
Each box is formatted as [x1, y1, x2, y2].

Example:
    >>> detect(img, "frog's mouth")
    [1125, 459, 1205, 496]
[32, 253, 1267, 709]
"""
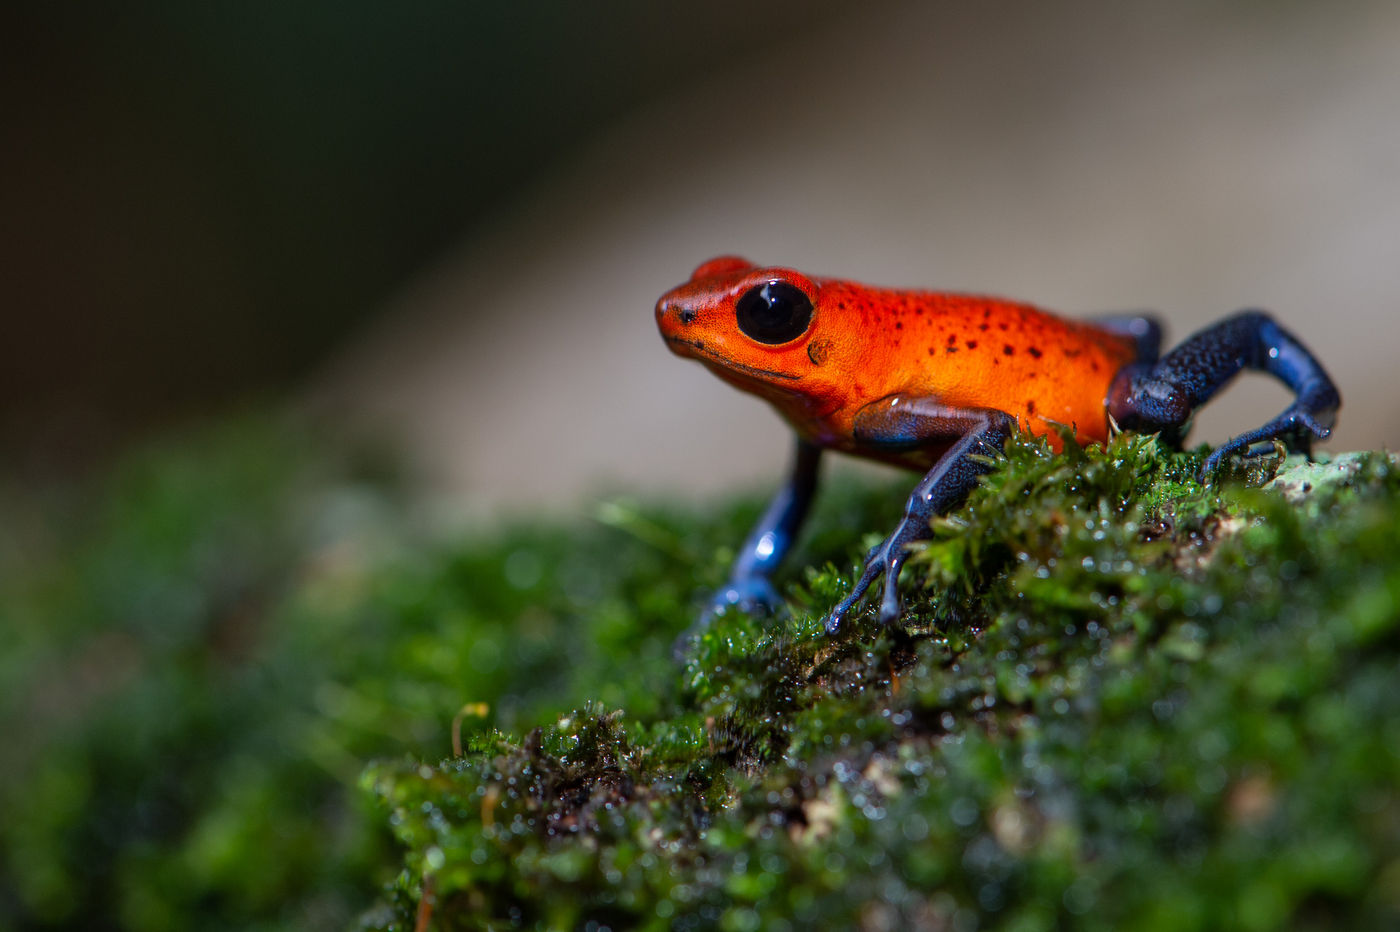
[664, 335, 801, 383]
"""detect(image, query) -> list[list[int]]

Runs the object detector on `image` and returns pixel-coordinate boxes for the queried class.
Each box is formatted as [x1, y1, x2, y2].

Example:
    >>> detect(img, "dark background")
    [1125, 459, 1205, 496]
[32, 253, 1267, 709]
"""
[1, 1, 844, 467]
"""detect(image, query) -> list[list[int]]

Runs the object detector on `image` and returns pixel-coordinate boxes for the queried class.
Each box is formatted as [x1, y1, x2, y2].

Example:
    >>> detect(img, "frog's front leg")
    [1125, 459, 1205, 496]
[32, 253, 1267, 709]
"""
[1106, 310, 1340, 474]
[714, 437, 823, 614]
[825, 399, 1016, 634]
[675, 437, 822, 654]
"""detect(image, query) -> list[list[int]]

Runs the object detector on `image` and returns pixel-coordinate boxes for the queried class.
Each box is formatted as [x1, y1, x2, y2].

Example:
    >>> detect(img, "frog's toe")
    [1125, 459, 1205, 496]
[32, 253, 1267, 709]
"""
[823, 593, 860, 635]
[878, 566, 904, 626]
[706, 577, 783, 621]
[673, 578, 786, 660]
[1297, 409, 1333, 441]
[1202, 436, 1281, 476]
[873, 538, 912, 625]
[1201, 403, 1332, 477]
[825, 539, 911, 634]
[824, 584, 862, 634]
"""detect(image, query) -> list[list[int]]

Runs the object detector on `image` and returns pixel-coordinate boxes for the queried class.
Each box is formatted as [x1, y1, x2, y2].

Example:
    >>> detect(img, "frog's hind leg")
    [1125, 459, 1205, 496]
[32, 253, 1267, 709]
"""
[1105, 310, 1340, 475]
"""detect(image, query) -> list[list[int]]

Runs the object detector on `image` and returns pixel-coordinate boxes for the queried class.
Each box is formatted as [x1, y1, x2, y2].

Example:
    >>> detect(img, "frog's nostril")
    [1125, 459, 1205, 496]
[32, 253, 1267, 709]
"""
[678, 308, 697, 325]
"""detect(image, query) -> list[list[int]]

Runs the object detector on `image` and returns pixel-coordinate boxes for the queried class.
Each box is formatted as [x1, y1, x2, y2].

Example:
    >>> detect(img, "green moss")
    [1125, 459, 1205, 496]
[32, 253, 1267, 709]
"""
[4, 419, 1398, 930]
[358, 435, 1400, 930]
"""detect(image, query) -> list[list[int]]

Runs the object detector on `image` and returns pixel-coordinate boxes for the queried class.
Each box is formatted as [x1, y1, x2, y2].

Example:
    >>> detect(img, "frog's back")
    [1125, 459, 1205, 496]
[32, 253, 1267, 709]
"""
[820, 279, 1140, 446]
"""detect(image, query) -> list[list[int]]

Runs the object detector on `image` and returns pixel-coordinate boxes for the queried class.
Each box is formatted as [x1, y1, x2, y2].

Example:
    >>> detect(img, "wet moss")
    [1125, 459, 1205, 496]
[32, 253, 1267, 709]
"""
[362, 436, 1400, 931]
[4, 419, 1398, 930]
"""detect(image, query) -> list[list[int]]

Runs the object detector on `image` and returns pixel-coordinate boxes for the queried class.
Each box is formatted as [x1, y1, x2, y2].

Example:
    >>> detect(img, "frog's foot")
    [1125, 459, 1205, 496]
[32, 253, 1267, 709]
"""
[1201, 394, 1337, 477]
[823, 404, 1014, 636]
[672, 577, 784, 659]
[824, 530, 915, 635]
[704, 576, 785, 621]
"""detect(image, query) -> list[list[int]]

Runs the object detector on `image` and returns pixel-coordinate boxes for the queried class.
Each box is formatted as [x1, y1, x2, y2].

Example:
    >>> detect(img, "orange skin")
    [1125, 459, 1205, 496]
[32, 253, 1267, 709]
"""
[656, 255, 1138, 469]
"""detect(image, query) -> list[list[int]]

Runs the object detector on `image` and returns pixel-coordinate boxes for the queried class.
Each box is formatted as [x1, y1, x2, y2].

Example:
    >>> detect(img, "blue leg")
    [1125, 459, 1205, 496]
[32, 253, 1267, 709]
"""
[675, 438, 822, 655]
[724, 437, 822, 595]
[826, 399, 1015, 634]
[1106, 310, 1340, 475]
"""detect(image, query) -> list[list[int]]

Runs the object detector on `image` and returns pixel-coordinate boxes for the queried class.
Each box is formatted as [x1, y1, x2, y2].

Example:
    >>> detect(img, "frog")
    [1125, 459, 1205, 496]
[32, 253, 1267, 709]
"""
[656, 255, 1339, 641]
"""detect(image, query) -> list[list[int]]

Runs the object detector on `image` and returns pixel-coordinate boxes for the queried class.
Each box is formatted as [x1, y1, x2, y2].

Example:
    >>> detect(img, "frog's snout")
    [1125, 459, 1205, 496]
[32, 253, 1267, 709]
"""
[655, 295, 699, 342]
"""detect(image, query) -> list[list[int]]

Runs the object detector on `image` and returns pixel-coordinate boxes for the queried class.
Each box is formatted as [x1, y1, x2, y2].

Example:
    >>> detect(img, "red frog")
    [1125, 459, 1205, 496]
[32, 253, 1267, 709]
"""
[656, 256, 1339, 641]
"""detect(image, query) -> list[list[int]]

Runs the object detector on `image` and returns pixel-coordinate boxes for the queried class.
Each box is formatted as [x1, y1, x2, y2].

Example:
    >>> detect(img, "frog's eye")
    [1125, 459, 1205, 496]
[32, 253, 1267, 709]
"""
[735, 281, 814, 345]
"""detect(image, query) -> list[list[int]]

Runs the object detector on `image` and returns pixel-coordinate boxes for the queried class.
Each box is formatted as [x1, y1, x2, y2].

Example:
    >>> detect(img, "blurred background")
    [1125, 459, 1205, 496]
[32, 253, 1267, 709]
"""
[6, 0, 1399, 515]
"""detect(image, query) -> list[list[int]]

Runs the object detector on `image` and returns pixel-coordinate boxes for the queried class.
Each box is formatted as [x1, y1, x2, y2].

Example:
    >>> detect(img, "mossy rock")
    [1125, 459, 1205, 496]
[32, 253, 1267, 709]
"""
[361, 438, 1400, 931]
[3, 420, 1398, 931]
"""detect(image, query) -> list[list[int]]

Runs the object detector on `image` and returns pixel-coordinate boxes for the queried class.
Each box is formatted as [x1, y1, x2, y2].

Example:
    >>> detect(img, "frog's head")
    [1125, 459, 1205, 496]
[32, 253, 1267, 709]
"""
[656, 257, 849, 407]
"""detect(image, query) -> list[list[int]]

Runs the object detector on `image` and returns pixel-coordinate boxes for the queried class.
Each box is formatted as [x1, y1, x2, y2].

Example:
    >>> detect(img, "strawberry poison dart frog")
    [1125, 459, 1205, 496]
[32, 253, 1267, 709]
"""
[656, 256, 1340, 639]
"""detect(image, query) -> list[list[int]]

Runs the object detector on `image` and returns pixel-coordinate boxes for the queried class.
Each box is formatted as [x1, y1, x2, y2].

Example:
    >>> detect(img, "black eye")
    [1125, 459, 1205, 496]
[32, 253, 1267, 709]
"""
[735, 281, 814, 345]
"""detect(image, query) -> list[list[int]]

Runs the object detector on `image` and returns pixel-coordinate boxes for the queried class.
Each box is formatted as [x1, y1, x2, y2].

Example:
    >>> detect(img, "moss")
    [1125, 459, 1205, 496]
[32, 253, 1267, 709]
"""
[359, 435, 1400, 931]
[3, 418, 1398, 930]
